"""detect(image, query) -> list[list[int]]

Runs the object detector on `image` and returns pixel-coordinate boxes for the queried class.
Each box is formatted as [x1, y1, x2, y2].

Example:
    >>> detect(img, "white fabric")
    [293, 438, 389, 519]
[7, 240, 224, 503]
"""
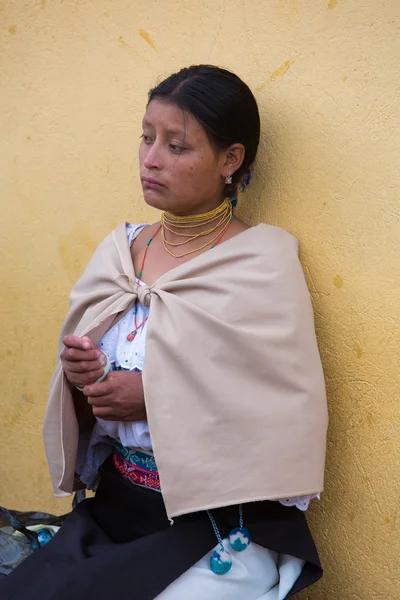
[155, 540, 305, 600]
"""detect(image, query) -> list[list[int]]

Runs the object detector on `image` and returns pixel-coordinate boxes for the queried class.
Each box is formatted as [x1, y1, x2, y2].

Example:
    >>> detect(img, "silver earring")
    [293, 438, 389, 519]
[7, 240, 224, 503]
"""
[225, 174, 232, 184]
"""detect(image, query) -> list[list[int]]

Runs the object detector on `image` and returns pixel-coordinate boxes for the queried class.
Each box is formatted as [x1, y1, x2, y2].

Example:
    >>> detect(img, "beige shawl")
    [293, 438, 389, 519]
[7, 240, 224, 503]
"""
[44, 222, 328, 519]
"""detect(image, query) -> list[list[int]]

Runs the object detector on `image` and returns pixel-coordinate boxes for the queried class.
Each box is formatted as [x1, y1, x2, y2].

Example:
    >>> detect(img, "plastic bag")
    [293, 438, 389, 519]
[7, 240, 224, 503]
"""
[0, 506, 69, 578]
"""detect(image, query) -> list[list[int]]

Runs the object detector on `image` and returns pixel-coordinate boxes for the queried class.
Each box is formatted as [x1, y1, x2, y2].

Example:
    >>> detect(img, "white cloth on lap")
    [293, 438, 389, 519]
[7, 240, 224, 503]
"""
[155, 540, 305, 600]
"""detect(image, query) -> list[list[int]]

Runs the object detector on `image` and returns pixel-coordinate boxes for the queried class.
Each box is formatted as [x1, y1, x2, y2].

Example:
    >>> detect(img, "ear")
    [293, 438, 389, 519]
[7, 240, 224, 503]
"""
[220, 144, 246, 179]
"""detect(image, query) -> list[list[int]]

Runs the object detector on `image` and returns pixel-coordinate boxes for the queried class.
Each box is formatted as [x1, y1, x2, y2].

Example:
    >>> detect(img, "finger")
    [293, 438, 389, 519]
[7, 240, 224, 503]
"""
[63, 361, 102, 375]
[83, 380, 112, 397]
[63, 335, 93, 351]
[61, 357, 103, 373]
[91, 406, 115, 419]
[87, 395, 113, 407]
[64, 348, 102, 362]
[81, 336, 94, 349]
[68, 372, 105, 389]
[65, 366, 105, 382]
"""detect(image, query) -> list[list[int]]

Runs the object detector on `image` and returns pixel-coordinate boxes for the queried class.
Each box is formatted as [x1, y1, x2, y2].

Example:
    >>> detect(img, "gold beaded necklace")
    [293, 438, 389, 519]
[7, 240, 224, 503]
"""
[161, 198, 233, 258]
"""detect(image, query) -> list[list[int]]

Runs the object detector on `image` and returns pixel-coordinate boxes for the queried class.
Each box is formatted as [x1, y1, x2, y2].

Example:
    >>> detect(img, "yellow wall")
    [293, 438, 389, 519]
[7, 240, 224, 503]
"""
[1, 1, 399, 597]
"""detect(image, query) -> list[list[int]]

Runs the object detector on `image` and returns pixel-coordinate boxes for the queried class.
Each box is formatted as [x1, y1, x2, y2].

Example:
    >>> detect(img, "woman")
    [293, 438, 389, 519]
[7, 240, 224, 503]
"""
[1, 65, 328, 599]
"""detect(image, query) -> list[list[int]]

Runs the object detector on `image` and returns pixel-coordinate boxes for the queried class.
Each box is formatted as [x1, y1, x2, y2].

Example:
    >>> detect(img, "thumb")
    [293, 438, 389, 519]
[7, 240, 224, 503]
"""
[81, 336, 94, 350]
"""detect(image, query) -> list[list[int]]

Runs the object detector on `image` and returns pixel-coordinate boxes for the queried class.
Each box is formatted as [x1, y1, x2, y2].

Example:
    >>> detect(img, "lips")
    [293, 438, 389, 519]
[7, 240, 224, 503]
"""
[141, 176, 165, 188]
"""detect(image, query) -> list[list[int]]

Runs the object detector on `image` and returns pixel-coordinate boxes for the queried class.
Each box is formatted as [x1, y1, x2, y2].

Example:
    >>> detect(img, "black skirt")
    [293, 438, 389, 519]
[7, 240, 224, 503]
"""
[0, 457, 322, 600]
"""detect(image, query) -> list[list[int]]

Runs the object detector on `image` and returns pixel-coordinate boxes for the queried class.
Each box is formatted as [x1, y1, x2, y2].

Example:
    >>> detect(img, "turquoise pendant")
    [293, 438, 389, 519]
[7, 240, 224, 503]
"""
[228, 527, 251, 552]
[210, 546, 233, 575]
[32, 528, 53, 550]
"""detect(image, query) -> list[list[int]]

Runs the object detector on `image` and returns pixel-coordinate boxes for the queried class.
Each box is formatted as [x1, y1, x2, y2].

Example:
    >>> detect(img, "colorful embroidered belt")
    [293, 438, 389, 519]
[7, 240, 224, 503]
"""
[112, 439, 161, 492]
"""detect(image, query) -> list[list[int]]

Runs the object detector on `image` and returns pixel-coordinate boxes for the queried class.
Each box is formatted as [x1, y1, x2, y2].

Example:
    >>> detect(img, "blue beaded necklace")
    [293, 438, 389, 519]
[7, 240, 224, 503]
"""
[207, 505, 251, 575]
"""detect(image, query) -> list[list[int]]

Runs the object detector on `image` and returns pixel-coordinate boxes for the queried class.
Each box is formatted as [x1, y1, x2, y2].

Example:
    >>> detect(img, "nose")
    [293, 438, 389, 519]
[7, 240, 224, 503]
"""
[143, 142, 162, 170]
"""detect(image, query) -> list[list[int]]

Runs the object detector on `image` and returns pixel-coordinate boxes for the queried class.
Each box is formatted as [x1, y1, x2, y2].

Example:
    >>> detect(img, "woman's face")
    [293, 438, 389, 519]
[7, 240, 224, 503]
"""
[139, 99, 229, 215]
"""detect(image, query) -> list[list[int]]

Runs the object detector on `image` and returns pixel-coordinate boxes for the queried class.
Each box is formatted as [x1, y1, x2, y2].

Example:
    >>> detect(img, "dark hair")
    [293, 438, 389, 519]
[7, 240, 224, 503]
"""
[148, 65, 260, 208]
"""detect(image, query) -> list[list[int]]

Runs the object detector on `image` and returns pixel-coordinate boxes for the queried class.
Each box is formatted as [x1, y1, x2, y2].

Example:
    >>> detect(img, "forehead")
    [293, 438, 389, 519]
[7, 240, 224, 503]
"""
[143, 99, 206, 139]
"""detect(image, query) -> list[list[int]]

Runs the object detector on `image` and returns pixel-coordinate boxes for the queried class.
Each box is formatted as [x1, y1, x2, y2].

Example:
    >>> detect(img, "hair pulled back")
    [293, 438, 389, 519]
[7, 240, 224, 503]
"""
[148, 65, 260, 209]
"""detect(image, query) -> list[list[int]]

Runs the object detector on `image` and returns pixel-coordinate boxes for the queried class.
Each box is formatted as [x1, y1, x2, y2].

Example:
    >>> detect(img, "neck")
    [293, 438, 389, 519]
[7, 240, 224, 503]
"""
[160, 198, 233, 256]
[169, 198, 225, 218]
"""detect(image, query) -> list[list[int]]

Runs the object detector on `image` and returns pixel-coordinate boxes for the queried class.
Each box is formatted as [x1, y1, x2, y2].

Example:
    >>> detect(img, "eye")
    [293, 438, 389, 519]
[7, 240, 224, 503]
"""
[169, 144, 186, 153]
[140, 134, 152, 144]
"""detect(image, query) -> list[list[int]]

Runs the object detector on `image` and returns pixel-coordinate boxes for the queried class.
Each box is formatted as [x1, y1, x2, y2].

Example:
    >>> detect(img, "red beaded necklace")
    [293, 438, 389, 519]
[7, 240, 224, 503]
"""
[127, 216, 233, 342]
[126, 224, 162, 342]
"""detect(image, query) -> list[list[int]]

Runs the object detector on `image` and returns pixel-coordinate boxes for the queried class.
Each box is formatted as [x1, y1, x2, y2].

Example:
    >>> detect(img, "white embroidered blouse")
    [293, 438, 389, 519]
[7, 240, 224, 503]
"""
[89, 224, 319, 511]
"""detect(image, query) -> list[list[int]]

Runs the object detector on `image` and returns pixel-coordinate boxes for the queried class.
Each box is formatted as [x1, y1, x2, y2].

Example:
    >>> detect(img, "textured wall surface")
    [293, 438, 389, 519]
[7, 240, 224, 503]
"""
[1, 1, 399, 598]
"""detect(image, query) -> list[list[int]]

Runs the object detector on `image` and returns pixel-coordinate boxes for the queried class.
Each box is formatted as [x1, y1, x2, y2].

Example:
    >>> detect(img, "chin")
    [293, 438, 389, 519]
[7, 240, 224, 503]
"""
[142, 189, 185, 214]
[142, 188, 168, 211]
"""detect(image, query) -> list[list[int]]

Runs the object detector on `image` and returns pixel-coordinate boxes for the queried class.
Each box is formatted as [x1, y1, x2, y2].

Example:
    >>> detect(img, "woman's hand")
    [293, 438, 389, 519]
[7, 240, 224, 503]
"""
[83, 371, 146, 422]
[61, 335, 107, 389]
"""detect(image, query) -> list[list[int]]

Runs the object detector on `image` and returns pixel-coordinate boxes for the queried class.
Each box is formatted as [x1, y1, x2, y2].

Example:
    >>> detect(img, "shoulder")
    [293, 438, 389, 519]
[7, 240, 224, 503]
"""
[250, 224, 306, 287]
[250, 223, 299, 256]
[81, 222, 146, 277]
[257, 223, 298, 244]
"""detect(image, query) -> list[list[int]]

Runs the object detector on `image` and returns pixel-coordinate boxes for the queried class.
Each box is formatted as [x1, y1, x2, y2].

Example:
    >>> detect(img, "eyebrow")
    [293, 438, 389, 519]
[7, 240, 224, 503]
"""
[142, 120, 186, 137]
